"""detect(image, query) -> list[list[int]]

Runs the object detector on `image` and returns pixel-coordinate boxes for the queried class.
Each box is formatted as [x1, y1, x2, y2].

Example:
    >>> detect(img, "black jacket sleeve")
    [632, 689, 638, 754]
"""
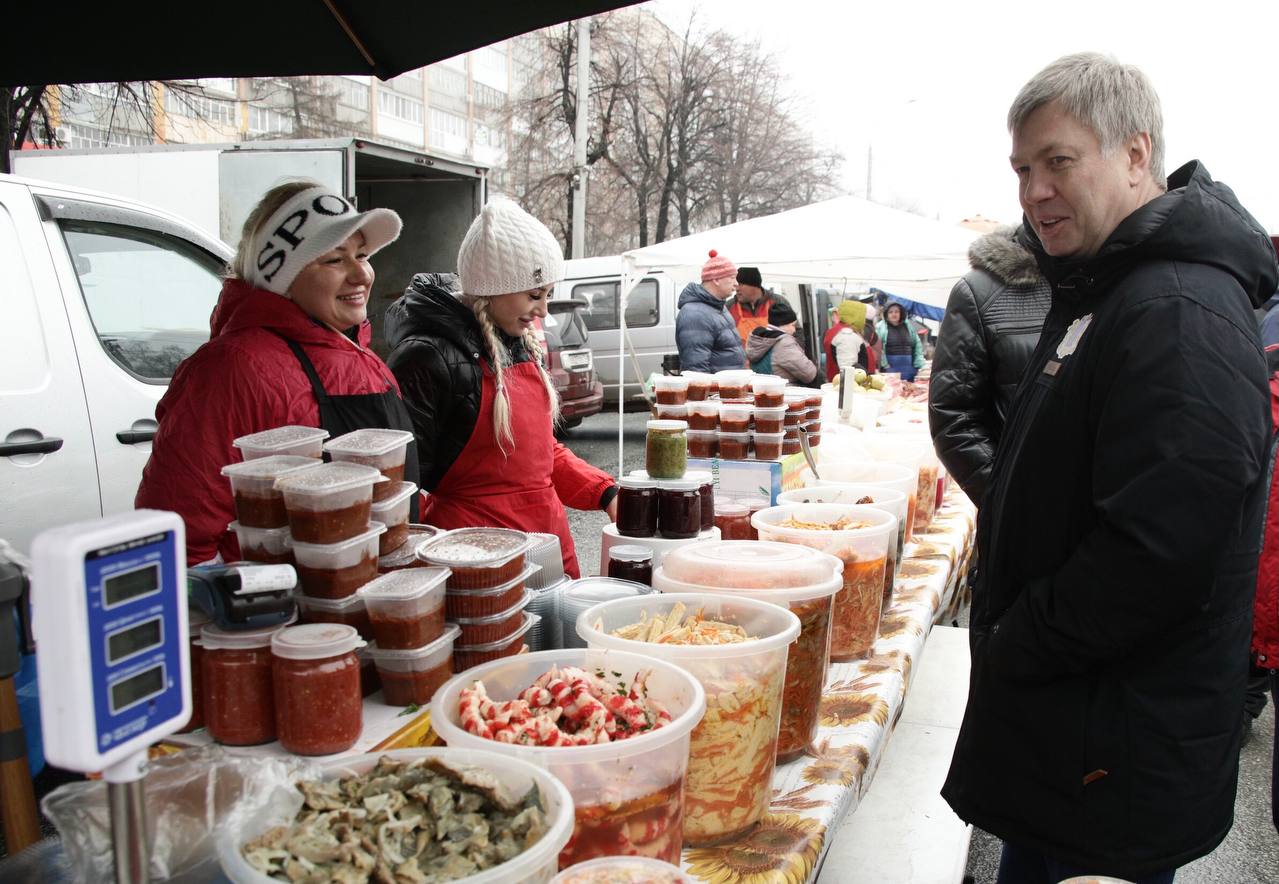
[386, 336, 454, 492]
[929, 276, 999, 505]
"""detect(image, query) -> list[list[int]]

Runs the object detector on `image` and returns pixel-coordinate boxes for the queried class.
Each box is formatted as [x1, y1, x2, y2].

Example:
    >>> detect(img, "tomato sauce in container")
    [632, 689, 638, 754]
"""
[451, 613, 539, 671]
[452, 589, 533, 645]
[201, 620, 292, 746]
[232, 425, 329, 461]
[366, 624, 460, 706]
[271, 623, 365, 755]
[418, 528, 533, 589]
[376, 524, 441, 574]
[221, 455, 321, 529]
[359, 567, 450, 649]
[368, 482, 419, 555]
[323, 428, 415, 501]
[275, 461, 386, 544]
[292, 522, 386, 600]
[295, 591, 372, 637]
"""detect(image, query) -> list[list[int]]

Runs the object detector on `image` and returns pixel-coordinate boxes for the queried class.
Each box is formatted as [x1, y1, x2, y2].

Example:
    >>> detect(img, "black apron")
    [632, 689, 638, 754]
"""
[284, 338, 421, 522]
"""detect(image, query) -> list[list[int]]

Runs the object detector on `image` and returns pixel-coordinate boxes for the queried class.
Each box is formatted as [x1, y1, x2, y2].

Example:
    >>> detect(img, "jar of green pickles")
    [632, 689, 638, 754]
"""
[645, 419, 688, 479]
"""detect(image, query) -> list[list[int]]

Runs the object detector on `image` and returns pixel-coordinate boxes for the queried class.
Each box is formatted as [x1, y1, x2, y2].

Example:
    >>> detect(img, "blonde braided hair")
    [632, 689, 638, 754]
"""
[465, 295, 560, 456]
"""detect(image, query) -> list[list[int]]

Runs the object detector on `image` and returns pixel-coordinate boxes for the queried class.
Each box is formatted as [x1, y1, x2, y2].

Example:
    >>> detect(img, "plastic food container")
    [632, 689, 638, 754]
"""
[865, 426, 941, 535]
[271, 624, 365, 755]
[227, 521, 293, 566]
[577, 594, 799, 845]
[178, 609, 209, 734]
[752, 405, 786, 434]
[645, 420, 688, 480]
[323, 428, 415, 501]
[686, 429, 719, 459]
[432, 648, 706, 868]
[653, 403, 688, 422]
[291, 522, 385, 600]
[814, 460, 918, 540]
[551, 855, 696, 883]
[446, 563, 542, 619]
[654, 540, 842, 763]
[779, 483, 909, 609]
[368, 481, 418, 555]
[783, 387, 810, 412]
[452, 613, 539, 671]
[201, 622, 289, 746]
[752, 504, 893, 663]
[687, 399, 720, 430]
[718, 402, 753, 434]
[718, 431, 750, 461]
[750, 375, 787, 407]
[453, 588, 534, 645]
[525, 533, 566, 590]
[217, 747, 575, 884]
[376, 523, 441, 573]
[275, 461, 386, 544]
[653, 375, 689, 406]
[557, 578, 655, 650]
[713, 502, 752, 540]
[367, 624, 460, 706]
[714, 370, 754, 401]
[359, 567, 449, 649]
[221, 455, 322, 529]
[419, 528, 534, 589]
[232, 425, 329, 460]
[752, 431, 784, 461]
[682, 371, 714, 401]
[295, 591, 372, 636]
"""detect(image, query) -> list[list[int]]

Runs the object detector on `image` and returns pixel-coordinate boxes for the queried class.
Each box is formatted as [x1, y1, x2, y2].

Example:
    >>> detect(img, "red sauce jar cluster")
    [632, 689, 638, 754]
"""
[271, 623, 365, 756]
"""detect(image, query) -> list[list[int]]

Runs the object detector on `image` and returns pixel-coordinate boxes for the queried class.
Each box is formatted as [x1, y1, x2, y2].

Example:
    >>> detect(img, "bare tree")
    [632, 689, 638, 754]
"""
[245, 77, 344, 140]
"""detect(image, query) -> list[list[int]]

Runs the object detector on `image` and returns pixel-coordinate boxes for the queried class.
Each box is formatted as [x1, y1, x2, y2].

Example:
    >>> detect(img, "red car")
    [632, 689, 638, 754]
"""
[542, 299, 603, 430]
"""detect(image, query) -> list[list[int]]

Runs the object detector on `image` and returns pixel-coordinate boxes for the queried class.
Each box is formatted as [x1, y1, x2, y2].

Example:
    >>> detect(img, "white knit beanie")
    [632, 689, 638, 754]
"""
[248, 186, 401, 295]
[457, 197, 565, 297]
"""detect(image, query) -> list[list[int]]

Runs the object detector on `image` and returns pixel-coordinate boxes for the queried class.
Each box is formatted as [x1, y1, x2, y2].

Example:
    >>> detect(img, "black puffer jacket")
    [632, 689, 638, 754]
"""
[928, 226, 1051, 504]
[383, 273, 536, 491]
[942, 162, 1277, 878]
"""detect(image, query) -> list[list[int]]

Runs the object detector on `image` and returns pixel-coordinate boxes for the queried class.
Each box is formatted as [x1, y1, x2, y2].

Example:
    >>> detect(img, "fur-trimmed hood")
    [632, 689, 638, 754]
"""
[968, 226, 1043, 288]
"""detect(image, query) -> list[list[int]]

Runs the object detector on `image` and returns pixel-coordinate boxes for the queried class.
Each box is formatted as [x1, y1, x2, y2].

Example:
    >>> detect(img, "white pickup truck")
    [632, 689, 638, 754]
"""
[0, 173, 232, 555]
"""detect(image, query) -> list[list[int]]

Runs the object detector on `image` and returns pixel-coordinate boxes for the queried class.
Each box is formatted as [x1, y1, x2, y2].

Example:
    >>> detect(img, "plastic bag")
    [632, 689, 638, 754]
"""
[41, 746, 318, 882]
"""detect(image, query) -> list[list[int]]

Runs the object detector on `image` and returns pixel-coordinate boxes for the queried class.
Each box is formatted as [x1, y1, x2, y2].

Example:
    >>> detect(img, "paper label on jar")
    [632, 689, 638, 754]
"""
[232, 565, 297, 594]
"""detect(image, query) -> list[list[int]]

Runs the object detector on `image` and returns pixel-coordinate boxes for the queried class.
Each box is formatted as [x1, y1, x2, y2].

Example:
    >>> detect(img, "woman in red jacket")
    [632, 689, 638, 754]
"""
[136, 181, 413, 564]
[385, 198, 617, 578]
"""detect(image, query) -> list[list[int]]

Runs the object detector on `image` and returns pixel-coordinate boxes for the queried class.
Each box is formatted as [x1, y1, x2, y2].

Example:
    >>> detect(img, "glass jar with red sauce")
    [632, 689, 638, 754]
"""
[608, 545, 654, 585]
[686, 470, 715, 533]
[177, 609, 210, 733]
[714, 502, 752, 540]
[657, 479, 702, 539]
[616, 476, 659, 538]
[201, 621, 289, 746]
[271, 623, 365, 756]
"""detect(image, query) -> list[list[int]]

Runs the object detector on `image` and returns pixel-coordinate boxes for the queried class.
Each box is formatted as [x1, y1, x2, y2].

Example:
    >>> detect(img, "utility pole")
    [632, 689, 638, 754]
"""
[571, 18, 590, 259]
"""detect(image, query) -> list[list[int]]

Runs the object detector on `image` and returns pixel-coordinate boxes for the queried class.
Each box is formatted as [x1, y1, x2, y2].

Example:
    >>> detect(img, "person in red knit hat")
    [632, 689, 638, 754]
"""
[675, 249, 746, 372]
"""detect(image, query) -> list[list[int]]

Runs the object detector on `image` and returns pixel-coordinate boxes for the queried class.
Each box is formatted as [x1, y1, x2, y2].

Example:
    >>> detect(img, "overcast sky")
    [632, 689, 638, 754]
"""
[648, 0, 1279, 232]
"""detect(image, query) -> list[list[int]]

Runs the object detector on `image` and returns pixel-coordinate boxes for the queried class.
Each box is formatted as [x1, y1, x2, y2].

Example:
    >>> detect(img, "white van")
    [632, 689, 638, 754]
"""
[0, 173, 232, 554]
[553, 256, 820, 404]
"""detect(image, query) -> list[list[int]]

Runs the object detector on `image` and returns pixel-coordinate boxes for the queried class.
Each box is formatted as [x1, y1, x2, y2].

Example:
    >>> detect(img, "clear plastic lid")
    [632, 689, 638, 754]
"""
[558, 577, 653, 618]
[609, 545, 653, 563]
[358, 567, 451, 601]
[295, 592, 365, 614]
[290, 521, 387, 555]
[750, 375, 787, 391]
[271, 623, 365, 660]
[714, 369, 754, 381]
[661, 540, 842, 589]
[273, 461, 387, 497]
[450, 589, 533, 625]
[646, 419, 688, 432]
[619, 476, 658, 491]
[752, 405, 787, 416]
[369, 481, 419, 513]
[233, 425, 329, 453]
[220, 454, 323, 482]
[656, 478, 701, 492]
[719, 403, 754, 416]
[226, 521, 292, 539]
[444, 563, 542, 598]
[366, 624, 461, 664]
[418, 527, 531, 568]
[454, 612, 539, 651]
[628, 469, 652, 480]
[653, 375, 689, 389]
[201, 617, 295, 651]
[377, 526, 441, 569]
[783, 388, 811, 402]
[323, 428, 415, 458]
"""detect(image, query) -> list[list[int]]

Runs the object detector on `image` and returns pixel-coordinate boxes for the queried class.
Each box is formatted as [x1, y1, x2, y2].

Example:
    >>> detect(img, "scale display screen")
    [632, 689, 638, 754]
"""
[106, 618, 163, 665]
[108, 664, 165, 715]
[103, 563, 161, 608]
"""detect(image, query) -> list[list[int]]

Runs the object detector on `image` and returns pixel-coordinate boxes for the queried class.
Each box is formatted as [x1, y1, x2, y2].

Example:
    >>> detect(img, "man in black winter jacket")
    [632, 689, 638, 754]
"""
[941, 53, 1277, 884]
[929, 226, 1051, 505]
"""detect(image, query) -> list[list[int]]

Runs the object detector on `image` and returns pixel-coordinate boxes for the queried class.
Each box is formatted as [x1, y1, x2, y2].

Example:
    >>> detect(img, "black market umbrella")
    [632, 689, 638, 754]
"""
[2, 1, 637, 85]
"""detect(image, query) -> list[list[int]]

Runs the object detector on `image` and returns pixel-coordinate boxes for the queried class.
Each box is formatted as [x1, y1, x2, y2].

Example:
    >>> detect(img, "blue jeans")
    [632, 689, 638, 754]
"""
[996, 841, 1176, 884]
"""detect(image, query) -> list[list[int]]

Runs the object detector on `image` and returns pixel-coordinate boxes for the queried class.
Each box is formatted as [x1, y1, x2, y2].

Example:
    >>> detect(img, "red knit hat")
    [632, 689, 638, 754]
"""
[701, 249, 737, 283]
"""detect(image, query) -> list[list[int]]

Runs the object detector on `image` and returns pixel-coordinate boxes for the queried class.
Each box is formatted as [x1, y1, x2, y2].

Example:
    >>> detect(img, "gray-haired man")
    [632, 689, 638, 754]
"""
[941, 53, 1277, 883]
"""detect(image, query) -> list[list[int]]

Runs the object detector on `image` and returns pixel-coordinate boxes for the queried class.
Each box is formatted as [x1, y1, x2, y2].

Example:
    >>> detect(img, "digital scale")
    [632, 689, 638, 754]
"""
[31, 510, 191, 884]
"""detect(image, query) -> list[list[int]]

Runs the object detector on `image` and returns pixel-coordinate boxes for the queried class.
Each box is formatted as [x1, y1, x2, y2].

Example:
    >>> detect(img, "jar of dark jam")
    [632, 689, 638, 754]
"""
[608, 545, 654, 585]
[686, 470, 715, 533]
[616, 476, 659, 538]
[657, 479, 702, 539]
[271, 623, 365, 756]
[201, 622, 288, 746]
[714, 502, 753, 540]
[178, 609, 210, 733]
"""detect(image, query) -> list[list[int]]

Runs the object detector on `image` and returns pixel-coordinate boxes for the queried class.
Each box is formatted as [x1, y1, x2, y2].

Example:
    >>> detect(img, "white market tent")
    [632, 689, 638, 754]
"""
[620, 194, 981, 309]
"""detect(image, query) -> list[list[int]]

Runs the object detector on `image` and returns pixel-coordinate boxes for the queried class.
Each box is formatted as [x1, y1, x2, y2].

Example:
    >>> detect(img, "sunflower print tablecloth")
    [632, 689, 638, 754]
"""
[680, 489, 977, 884]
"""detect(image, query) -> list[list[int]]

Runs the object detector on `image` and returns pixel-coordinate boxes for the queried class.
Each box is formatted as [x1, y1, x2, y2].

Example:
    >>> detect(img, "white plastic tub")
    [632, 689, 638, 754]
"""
[232, 425, 329, 460]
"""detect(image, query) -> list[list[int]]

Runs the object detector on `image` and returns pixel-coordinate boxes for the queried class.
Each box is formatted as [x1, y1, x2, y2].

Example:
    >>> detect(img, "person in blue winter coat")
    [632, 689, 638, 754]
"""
[676, 249, 747, 373]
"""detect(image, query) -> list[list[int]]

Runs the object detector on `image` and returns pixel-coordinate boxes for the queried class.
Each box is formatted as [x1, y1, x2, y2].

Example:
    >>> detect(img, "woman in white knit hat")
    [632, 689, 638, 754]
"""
[385, 198, 618, 578]
[137, 180, 414, 564]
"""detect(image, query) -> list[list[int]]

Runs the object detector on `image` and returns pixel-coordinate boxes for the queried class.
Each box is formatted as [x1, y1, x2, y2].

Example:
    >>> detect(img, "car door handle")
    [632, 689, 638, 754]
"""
[0, 437, 64, 457]
[116, 430, 157, 444]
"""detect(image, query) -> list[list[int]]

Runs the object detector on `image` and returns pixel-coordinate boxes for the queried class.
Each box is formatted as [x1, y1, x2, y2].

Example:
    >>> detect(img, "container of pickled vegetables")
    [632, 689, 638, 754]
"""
[431, 649, 706, 869]
[576, 594, 799, 846]
[652, 540, 842, 764]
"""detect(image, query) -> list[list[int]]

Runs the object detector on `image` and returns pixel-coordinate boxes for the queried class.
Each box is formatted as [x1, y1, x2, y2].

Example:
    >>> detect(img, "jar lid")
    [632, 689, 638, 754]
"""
[201, 618, 293, 650]
[628, 469, 652, 480]
[323, 428, 414, 457]
[657, 479, 701, 492]
[714, 502, 749, 516]
[220, 455, 323, 481]
[187, 607, 211, 638]
[647, 419, 688, 432]
[233, 425, 329, 452]
[619, 476, 657, 490]
[684, 470, 712, 484]
[273, 461, 387, 496]
[271, 623, 365, 660]
[610, 545, 653, 563]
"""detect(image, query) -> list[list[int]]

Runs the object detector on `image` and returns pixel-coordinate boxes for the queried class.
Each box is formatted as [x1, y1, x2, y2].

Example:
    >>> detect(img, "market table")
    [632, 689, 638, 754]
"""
[673, 488, 976, 884]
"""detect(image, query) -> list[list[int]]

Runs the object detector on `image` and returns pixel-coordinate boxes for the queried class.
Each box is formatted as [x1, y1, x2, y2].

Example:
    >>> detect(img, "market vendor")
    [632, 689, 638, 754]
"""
[384, 198, 618, 579]
[136, 181, 415, 565]
[876, 301, 926, 381]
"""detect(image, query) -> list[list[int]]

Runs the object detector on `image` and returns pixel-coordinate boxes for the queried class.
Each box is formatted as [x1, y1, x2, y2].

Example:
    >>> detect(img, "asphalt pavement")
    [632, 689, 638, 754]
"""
[559, 410, 1279, 883]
